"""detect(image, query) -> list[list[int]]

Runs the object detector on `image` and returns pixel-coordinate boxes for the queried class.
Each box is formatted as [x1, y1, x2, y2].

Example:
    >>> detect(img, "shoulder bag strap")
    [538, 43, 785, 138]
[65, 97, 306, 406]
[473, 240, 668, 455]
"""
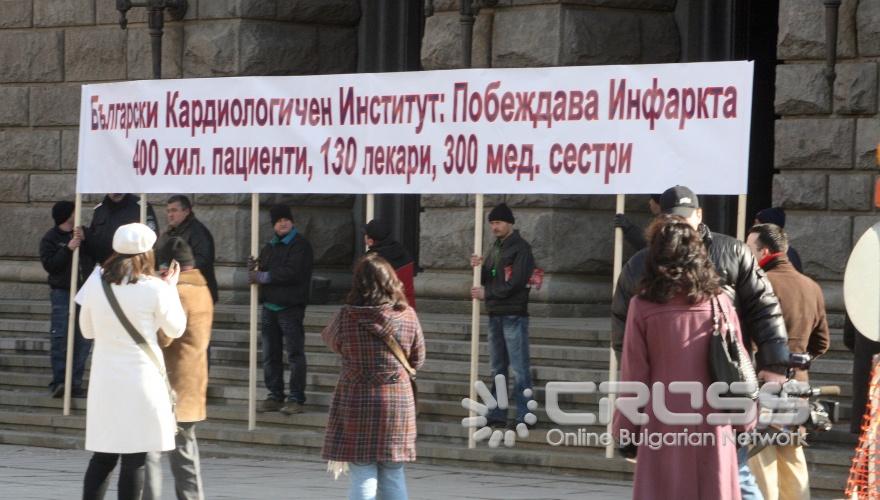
[101, 279, 175, 400]
[380, 330, 417, 380]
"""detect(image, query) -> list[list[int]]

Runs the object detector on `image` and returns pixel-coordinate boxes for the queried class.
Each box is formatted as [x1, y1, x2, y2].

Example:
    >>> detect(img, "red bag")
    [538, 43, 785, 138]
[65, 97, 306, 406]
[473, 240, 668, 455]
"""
[504, 265, 544, 290]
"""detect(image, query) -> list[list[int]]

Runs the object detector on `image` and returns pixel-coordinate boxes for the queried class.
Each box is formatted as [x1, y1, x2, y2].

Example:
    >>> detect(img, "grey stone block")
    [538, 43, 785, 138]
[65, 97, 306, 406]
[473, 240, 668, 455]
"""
[29, 174, 76, 202]
[419, 208, 474, 269]
[855, 118, 880, 170]
[261, 194, 355, 207]
[421, 12, 461, 70]
[493, 6, 561, 67]
[317, 27, 357, 75]
[276, 0, 360, 25]
[471, 12, 493, 69]
[774, 64, 830, 115]
[127, 24, 184, 80]
[786, 214, 852, 280]
[0, 207, 48, 257]
[239, 21, 318, 76]
[0, 87, 29, 126]
[503, 194, 616, 210]
[777, 0, 857, 59]
[857, 0, 880, 56]
[0, 0, 32, 28]
[421, 195, 468, 208]
[293, 209, 354, 265]
[64, 27, 126, 82]
[828, 174, 873, 211]
[637, 12, 679, 64]
[560, 8, 641, 66]
[96, 1, 147, 24]
[30, 85, 81, 127]
[0, 130, 60, 171]
[0, 174, 29, 202]
[510, 0, 675, 8]
[833, 63, 878, 115]
[0, 31, 64, 83]
[34, 0, 94, 27]
[183, 21, 240, 77]
[61, 130, 79, 172]
[775, 119, 854, 170]
[518, 209, 613, 274]
[193, 194, 251, 205]
[771, 173, 827, 210]
[190, 206, 250, 264]
[199, 0, 276, 19]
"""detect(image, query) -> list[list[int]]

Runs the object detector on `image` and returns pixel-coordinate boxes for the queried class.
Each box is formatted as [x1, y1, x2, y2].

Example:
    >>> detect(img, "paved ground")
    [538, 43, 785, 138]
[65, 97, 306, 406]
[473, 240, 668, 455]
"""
[0, 444, 632, 499]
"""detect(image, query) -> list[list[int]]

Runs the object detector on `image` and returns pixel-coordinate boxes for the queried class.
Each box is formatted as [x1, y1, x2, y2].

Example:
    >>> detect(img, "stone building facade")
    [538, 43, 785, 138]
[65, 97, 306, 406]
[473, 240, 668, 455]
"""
[0, 0, 877, 320]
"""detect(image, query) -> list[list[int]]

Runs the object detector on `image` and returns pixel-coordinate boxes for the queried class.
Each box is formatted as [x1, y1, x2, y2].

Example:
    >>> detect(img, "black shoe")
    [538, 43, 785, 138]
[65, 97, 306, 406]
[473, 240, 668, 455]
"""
[257, 398, 284, 413]
[50, 385, 64, 398]
[71, 387, 87, 399]
[487, 419, 507, 430]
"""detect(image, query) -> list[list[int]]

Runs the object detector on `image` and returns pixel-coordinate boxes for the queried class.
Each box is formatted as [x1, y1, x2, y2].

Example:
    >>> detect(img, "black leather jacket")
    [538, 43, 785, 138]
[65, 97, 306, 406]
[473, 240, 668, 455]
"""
[611, 224, 790, 372]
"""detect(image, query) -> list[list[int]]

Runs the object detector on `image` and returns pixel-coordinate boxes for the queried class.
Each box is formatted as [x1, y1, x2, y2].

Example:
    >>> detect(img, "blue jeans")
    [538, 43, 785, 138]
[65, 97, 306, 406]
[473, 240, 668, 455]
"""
[49, 289, 92, 390]
[487, 315, 533, 424]
[349, 462, 407, 500]
[261, 305, 307, 403]
[738, 445, 765, 500]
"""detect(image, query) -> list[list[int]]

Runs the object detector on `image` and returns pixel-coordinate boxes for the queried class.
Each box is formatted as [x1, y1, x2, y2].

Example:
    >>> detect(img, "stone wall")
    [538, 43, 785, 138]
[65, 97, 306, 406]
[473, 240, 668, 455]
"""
[773, 0, 879, 315]
[0, 0, 359, 302]
[418, 1, 680, 315]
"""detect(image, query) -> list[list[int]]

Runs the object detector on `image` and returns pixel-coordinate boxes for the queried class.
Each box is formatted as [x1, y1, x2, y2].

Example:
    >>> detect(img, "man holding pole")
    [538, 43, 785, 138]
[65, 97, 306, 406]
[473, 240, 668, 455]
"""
[250, 204, 313, 415]
[76, 193, 158, 271]
[470, 203, 536, 428]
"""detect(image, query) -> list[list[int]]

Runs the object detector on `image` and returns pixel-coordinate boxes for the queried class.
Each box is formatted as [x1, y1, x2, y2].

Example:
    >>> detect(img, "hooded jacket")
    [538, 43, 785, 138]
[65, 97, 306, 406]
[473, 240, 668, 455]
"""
[39, 226, 84, 290]
[612, 224, 790, 371]
[480, 230, 535, 317]
[368, 239, 416, 309]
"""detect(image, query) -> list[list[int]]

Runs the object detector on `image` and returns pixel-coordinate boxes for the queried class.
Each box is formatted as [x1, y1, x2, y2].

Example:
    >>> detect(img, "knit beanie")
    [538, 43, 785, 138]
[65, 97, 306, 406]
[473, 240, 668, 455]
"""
[487, 203, 515, 224]
[52, 201, 75, 226]
[755, 207, 786, 228]
[269, 204, 293, 224]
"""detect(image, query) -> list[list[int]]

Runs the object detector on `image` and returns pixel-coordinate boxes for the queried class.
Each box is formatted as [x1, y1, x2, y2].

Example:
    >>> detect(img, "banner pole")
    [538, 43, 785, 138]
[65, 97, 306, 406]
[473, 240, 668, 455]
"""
[468, 194, 484, 449]
[606, 194, 625, 458]
[365, 194, 375, 251]
[139, 192, 147, 224]
[736, 194, 747, 241]
[248, 194, 259, 430]
[62, 194, 82, 416]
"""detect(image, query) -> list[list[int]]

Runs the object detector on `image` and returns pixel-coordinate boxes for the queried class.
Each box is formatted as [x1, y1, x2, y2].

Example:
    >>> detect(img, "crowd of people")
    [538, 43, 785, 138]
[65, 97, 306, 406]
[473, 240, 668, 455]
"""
[36, 185, 873, 500]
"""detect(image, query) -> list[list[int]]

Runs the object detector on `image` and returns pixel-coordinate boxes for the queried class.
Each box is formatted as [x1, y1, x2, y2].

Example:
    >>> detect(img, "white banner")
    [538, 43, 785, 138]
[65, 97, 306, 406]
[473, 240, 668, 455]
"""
[76, 61, 753, 194]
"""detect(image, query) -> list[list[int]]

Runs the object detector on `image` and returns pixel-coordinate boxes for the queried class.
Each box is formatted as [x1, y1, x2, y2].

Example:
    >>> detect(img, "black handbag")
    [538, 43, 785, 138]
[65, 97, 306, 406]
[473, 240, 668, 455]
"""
[709, 295, 759, 400]
[101, 278, 178, 417]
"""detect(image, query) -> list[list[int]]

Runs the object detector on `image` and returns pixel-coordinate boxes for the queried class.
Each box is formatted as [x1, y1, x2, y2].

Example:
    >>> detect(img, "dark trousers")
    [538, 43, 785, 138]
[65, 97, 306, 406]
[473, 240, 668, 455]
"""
[261, 305, 307, 403]
[82, 452, 147, 500]
[50, 288, 92, 390]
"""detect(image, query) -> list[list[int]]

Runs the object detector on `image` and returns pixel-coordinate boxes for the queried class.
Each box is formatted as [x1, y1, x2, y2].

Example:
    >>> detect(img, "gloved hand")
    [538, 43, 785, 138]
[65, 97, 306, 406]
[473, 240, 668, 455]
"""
[247, 256, 258, 271]
[248, 270, 270, 285]
[613, 213, 633, 229]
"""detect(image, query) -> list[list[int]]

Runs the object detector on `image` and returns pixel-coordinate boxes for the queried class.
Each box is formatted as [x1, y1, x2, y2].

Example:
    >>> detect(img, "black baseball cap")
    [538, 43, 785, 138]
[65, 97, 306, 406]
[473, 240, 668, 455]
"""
[659, 185, 700, 217]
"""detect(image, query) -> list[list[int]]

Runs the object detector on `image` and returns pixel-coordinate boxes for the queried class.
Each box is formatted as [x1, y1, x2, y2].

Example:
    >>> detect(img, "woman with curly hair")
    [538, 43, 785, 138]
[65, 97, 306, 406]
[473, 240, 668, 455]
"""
[612, 215, 756, 500]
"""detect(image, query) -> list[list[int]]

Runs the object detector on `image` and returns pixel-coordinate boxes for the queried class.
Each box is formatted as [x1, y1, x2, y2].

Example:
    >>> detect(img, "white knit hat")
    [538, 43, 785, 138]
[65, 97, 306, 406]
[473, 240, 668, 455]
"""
[112, 223, 156, 255]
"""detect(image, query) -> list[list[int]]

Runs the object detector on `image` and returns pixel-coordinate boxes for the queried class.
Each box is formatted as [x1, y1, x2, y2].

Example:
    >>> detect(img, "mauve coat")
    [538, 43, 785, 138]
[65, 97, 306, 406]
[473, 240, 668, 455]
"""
[321, 304, 425, 463]
[613, 294, 756, 500]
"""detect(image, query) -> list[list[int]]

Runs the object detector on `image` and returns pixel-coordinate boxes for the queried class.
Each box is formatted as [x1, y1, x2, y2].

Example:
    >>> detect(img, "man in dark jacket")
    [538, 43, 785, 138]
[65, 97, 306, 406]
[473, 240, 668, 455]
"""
[76, 193, 158, 271]
[156, 195, 218, 303]
[754, 207, 803, 273]
[39, 201, 91, 398]
[613, 194, 662, 251]
[365, 218, 416, 309]
[470, 203, 536, 428]
[746, 223, 829, 499]
[250, 204, 313, 415]
[612, 185, 790, 500]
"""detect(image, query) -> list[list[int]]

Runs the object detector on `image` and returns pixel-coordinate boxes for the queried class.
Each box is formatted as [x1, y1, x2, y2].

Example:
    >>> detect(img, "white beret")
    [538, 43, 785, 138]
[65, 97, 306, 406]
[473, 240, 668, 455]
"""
[112, 223, 157, 255]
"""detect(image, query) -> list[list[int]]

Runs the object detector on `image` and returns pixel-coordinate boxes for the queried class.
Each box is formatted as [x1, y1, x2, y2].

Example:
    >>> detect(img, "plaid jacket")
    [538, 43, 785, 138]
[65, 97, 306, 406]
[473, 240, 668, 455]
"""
[321, 304, 426, 463]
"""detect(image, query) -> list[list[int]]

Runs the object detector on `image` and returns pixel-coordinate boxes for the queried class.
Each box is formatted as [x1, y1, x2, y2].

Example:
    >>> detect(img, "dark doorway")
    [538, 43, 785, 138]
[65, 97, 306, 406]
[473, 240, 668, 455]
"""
[355, 1, 425, 268]
[675, 0, 779, 235]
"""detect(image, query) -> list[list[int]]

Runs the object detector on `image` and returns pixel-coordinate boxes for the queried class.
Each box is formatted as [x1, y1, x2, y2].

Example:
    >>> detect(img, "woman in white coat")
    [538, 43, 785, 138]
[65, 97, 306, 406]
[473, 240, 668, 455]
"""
[78, 223, 187, 500]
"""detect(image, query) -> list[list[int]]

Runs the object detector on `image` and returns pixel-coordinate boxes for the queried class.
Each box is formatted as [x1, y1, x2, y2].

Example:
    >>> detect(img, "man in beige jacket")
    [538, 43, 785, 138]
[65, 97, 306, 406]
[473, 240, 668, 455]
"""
[145, 237, 214, 500]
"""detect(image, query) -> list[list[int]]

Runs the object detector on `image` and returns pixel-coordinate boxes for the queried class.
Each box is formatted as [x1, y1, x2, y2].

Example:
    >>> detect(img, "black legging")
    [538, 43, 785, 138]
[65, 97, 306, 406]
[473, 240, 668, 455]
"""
[83, 452, 147, 500]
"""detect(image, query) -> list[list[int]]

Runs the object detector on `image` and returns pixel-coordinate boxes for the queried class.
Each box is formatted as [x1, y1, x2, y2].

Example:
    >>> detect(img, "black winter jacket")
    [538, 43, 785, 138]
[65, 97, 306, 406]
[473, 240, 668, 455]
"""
[39, 227, 83, 290]
[82, 194, 157, 269]
[611, 224, 790, 371]
[257, 231, 314, 307]
[481, 230, 535, 316]
[157, 214, 219, 303]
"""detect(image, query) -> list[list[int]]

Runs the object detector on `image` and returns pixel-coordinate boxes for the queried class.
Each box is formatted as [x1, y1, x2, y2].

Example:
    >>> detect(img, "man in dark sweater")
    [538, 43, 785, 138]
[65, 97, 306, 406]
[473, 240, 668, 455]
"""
[470, 203, 536, 428]
[39, 201, 92, 398]
[250, 204, 314, 415]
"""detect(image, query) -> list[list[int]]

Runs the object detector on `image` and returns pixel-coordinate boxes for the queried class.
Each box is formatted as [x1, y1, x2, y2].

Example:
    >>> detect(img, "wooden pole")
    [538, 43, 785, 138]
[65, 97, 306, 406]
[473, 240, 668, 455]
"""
[468, 194, 484, 449]
[62, 194, 83, 416]
[736, 194, 747, 241]
[139, 192, 147, 224]
[606, 194, 625, 458]
[248, 194, 259, 430]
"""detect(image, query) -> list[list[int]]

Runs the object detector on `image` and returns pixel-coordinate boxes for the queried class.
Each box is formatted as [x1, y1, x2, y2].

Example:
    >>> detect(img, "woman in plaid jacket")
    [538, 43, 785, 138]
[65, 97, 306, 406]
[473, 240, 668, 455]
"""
[322, 253, 426, 500]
